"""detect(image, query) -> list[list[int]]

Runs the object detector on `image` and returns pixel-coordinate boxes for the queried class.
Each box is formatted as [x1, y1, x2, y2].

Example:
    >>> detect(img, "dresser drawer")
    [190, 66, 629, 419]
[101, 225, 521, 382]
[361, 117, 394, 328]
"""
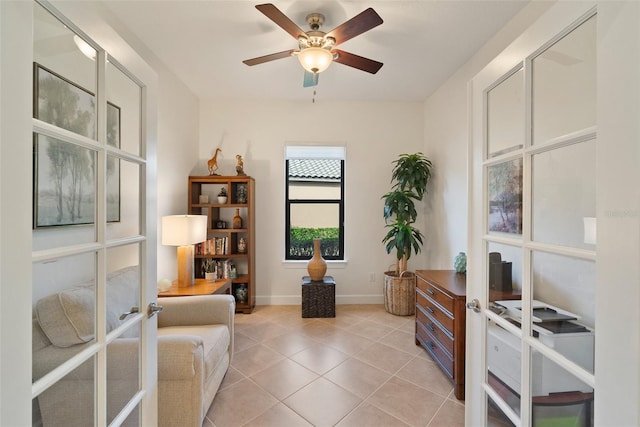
[417, 276, 454, 314]
[416, 289, 454, 334]
[417, 322, 454, 378]
[416, 305, 454, 356]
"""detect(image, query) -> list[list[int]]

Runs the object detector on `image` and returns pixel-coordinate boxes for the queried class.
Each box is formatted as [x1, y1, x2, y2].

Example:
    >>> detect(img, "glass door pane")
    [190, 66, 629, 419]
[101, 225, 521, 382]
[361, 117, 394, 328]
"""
[107, 61, 141, 156]
[32, 134, 98, 249]
[532, 16, 596, 144]
[531, 351, 594, 427]
[531, 251, 595, 373]
[34, 2, 97, 139]
[107, 157, 140, 240]
[488, 393, 517, 426]
[487, 68, 525, 158]
[487, 318, 521, 417]
[532, 139, 596, 249]
[33, 356, 96, 427]
[107, 324, 141, 425]
[32, 251, 97, 382]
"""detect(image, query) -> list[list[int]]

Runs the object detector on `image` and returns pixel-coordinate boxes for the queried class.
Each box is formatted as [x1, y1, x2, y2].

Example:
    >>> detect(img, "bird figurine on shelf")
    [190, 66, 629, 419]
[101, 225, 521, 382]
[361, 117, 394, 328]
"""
[236, 154, 246, 176]
[208, 148, 221, 175]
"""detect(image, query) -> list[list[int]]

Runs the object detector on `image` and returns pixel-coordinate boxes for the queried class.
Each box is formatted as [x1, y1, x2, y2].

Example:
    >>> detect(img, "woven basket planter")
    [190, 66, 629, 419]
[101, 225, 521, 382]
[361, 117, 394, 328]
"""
[383, 271, 416, 316]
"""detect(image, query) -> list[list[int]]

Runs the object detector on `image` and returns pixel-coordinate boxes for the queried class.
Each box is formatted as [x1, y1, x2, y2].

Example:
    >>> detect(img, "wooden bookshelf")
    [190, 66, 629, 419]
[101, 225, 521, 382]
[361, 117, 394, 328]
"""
[188, 175, 255, 313]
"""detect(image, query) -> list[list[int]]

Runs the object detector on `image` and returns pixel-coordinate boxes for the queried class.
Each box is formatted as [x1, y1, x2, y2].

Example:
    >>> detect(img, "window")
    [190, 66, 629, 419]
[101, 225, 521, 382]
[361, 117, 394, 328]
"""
[285, 146, 345, 260]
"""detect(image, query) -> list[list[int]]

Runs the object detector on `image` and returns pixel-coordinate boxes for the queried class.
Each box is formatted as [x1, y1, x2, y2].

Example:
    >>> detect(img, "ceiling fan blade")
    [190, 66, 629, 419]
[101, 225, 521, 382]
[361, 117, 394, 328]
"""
[333, 49, 383, 74]
[303, 71, 319, 87]
[255, 3, 308, 41]
[326, 8, 383, 46]
[243, 49, 297, 66]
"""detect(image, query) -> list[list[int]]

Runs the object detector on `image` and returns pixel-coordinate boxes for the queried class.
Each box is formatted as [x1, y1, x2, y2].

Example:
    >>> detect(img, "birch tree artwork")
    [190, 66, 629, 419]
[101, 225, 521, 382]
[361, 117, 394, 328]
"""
[34, 64, 120, 227]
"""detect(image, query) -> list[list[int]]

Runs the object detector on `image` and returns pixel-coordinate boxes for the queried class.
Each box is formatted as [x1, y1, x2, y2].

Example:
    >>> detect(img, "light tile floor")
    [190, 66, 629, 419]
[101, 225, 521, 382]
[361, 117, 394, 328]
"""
[203, 304, 465, 427]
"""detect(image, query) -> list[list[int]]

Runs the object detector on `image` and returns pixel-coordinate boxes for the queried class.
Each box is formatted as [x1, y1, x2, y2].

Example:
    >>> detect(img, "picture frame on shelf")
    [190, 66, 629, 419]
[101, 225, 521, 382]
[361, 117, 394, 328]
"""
[235, 183, 248, 204]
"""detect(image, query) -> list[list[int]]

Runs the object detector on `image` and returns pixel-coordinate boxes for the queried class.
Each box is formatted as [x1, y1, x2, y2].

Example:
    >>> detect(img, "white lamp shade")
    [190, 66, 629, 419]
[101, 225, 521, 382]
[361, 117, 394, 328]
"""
[298, 47, 333, 73]
[162, 215, 208, 246]
[583, 217, 596, 245]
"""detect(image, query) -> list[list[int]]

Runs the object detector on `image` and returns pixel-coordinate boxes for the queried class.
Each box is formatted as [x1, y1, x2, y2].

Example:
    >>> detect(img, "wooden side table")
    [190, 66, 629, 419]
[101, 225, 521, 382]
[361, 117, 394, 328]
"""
[301, 276, 336, 318]
[158, 278, 231, 297]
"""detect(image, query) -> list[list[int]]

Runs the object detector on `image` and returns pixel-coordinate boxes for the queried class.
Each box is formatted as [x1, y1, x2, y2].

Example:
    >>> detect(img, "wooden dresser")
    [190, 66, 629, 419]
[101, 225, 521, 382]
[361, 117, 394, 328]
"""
[415, 270, 466, 400]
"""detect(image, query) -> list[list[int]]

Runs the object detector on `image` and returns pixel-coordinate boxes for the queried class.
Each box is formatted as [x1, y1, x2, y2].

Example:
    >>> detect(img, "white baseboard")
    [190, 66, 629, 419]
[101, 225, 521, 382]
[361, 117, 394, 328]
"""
[255, 294, 384, 306]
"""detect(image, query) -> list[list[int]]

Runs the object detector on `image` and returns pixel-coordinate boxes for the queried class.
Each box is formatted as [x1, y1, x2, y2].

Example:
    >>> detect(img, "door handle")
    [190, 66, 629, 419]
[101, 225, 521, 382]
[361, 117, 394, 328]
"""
[147, 302, 164, 318]
[466, 298, 481, 313]
[119, 307, 139, 320]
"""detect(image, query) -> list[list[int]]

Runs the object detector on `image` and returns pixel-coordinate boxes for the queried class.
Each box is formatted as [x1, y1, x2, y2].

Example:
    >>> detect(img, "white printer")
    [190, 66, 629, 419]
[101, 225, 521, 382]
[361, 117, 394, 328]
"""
[488, 300, 594, 396]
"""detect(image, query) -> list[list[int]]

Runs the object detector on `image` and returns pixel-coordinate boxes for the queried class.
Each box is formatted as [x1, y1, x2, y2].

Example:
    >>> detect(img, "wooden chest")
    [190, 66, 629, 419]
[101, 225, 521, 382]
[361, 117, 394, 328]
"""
[415, 270, 466, 400]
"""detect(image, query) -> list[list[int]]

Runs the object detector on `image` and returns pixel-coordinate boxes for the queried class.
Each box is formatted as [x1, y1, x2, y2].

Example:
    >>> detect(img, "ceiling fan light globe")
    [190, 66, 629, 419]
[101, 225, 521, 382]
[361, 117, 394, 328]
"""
[298, 47, 333, 74]
[73, 35, 96, 61]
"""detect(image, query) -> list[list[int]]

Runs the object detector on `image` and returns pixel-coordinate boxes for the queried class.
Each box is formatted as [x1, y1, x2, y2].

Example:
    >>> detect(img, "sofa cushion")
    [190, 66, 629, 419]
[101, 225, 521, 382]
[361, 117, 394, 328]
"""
[158, 325, 230, 382]
[36, 285, 95, 347]
[35, 266, 139, 348]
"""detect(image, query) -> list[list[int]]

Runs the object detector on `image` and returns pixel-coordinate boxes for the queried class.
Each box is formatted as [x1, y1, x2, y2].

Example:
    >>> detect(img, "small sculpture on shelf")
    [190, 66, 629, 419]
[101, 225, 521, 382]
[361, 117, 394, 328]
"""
[238, 237, 247, 253]
[207, 148, 221, 176]
[235, 154, 246, 176]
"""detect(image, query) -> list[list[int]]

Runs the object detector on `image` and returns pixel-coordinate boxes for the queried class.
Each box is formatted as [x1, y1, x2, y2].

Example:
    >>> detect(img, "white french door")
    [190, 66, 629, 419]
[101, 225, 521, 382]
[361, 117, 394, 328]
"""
[1, 1, 157, 425]
[467, 3, 598, 426]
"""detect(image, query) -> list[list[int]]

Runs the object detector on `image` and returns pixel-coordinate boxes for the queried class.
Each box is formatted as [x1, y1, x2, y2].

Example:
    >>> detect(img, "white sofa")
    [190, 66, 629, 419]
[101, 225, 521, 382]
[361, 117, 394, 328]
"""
[32, 266, 235, 427]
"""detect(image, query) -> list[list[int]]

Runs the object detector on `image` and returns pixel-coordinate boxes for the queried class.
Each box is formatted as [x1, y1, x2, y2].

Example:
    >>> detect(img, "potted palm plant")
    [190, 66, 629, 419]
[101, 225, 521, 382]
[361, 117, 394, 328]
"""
[382, 152, 432, 315]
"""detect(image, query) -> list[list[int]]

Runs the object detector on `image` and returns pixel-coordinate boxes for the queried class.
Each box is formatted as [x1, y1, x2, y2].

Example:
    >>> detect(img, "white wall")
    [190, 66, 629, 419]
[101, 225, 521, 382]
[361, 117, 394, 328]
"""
[422, 1, 554, 269]
[198, 99, 424, 304]
[154, 68, 200, 281]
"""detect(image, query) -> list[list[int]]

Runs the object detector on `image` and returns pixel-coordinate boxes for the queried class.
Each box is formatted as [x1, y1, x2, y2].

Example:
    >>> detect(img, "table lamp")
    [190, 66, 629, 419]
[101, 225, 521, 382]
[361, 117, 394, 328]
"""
[162, 215, 208, 287]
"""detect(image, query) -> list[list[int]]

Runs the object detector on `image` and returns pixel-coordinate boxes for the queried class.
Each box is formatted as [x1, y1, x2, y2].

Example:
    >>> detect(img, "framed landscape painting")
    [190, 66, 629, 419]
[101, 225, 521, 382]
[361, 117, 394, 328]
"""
[488, 158, 523, 234]
[33, 63, 121, 227]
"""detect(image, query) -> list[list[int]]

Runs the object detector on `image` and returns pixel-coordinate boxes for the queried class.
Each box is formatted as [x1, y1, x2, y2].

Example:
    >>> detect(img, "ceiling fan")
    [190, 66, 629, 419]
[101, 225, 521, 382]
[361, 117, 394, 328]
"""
[242, 3, 383, 87]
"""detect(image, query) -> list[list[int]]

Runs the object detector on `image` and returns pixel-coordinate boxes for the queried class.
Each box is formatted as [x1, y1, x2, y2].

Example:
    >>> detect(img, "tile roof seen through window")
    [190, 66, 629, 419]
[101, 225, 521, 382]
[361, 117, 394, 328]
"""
[289, 159, 341, 182]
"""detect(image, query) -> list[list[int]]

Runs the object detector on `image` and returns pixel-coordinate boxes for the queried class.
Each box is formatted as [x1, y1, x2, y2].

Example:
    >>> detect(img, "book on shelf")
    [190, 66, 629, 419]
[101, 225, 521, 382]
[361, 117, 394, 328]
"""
[195, 237, 230, 255]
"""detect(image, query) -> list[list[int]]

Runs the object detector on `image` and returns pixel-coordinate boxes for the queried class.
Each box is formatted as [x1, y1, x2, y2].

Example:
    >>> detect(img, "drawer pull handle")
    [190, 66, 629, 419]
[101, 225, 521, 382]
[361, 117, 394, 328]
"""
[426, 341, 435, 351]
[427, 306, 435, 314]
[428, 323, 435, 332]
[427, 288, 435, 295]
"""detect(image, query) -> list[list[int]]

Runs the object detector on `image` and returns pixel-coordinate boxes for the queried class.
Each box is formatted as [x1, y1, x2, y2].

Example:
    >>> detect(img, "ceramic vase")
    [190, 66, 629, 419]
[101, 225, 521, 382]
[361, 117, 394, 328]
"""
[235, 284, 247, 303]
[307, 238, 327, 281]
[205, 272, 216, 282]
[454, 252, 467, 274]
[232, 208, 243, 229]
[237, 237, 247, 253]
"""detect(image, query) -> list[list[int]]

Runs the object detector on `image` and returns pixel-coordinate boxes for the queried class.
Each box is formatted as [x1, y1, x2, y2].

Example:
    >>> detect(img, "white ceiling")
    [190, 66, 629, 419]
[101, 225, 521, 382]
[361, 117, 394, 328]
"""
[101, 1, 529, 102]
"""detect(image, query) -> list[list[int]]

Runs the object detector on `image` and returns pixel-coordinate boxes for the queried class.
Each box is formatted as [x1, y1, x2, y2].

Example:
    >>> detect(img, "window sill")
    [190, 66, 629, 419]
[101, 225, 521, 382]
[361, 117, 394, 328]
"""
[282, 259, 348, 269]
